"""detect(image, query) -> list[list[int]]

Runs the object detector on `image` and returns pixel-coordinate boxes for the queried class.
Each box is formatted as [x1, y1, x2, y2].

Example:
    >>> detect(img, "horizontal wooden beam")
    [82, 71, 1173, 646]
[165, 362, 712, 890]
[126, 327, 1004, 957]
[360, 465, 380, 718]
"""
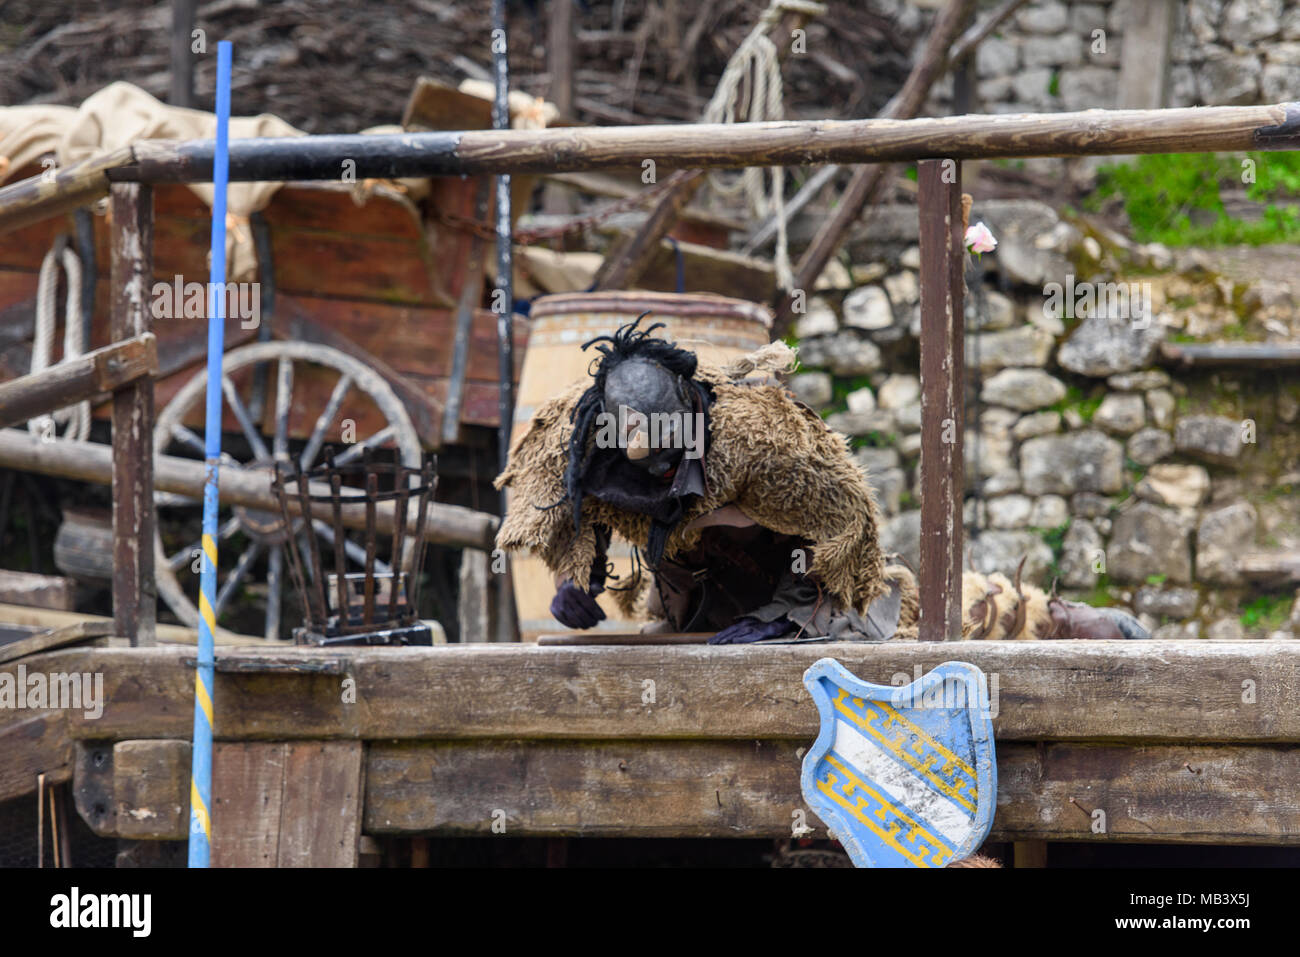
[0, 430, 498, 551]
[67, 731, 1300, 845]
[1160, 341, 1300, 367]
[1, 103, 1298, 236]
[0, 712, 71, 804]
[110, 103, 1300, 182]
[361, 738, 1300, 845]
[1237, 551, 1300, 582]
[5, 641, 1295, 744]
[0, 333, 157, 429]
[0, 146, 132, 235]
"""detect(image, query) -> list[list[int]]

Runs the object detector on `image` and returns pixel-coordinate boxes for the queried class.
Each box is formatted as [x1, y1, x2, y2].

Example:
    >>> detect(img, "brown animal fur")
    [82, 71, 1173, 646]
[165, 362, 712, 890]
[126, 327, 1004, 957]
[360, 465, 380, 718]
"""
[983, 573, 1019, 641]
[887, 562, 919, 639]
[495, 350, 889, 615]
[894, 565, 1058, 641]
[946, 853, 1002, 868]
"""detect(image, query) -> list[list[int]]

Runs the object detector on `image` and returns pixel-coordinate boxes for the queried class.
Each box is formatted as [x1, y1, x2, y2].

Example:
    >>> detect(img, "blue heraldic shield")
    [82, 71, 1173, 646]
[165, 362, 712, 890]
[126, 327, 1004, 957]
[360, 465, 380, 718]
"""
[800, 658, 997, 868]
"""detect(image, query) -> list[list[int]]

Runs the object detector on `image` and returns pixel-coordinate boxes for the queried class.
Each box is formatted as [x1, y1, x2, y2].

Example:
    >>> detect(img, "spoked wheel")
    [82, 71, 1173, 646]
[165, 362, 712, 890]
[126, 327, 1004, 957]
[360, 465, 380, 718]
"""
[152, 341, 423, 640]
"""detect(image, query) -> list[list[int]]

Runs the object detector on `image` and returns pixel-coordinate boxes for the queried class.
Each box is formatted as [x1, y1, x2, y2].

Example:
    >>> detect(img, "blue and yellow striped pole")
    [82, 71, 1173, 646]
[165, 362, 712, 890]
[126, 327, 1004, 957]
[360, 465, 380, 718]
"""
[189, 39, 232, 868]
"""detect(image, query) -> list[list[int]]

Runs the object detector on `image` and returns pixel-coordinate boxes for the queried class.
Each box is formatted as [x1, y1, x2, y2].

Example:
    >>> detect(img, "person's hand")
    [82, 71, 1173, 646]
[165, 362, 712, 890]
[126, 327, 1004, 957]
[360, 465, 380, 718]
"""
[550, 580, 606, 630]
[708, 616, 792, 645]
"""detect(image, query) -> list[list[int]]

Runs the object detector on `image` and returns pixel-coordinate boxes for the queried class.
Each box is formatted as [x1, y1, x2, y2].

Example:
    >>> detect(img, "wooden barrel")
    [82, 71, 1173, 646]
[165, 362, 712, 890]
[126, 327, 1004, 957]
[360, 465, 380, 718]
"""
[511, 291, 773, 640]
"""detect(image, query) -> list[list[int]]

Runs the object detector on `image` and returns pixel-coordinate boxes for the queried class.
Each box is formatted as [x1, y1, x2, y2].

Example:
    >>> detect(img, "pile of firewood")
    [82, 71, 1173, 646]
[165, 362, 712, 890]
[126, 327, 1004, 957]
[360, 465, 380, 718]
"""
[0, 0, 918, 131]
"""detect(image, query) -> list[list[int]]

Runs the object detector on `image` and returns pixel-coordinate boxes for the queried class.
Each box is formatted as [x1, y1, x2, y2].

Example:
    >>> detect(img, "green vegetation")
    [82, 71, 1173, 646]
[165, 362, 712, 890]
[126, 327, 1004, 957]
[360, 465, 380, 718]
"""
[850, 431, 897, 449]
[1076, 573, 1114, 608]
[1089, 151, 1300, 246]
[1049, 384, 1103, 422]
[1034, 521, 1071, 584]
[1146, 573, 1167, 585]
[1239, 592, 1293, 631]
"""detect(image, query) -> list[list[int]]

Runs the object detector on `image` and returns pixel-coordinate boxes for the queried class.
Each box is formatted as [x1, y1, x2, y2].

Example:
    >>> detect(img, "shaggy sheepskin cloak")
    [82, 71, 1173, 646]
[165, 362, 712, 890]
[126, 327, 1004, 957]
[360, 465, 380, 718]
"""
[494, 344, 890, 619]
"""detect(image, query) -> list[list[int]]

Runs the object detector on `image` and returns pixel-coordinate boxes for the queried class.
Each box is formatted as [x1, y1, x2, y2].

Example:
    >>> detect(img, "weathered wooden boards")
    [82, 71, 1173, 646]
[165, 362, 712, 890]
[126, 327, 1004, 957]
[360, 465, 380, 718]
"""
[1160, 342, 1300, 367]
[105, 102, 1300, 186]
[363, 739, 1300, 845]
[0, 431, 498, 550]
[917, 159, 965, 642]
[1118, 0, 1177, 110]
[0, 712, 72, 804]
[0, 333, 157, 429]
[7, 641, 1296, 743]
[209, 742, 363, 866]
[108, 182, 157, 647]
[4, 102, 1300, 236]
[0, 619, 114, 665]
[0, 570, 76, 611]
[71, 738, 364, 865]
[7, 642, 1297, 847]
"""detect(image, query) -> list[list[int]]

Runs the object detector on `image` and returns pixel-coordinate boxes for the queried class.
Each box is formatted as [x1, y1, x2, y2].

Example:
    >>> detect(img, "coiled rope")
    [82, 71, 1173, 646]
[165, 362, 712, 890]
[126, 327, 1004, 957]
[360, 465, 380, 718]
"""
[28, 238, 90, 442]
[702, 0, 823, 291]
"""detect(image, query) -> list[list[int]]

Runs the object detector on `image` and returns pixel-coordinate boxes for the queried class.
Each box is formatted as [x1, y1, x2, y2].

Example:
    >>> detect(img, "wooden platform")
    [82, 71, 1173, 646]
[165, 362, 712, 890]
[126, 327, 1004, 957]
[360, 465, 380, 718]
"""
[4, 640, 1300, 862]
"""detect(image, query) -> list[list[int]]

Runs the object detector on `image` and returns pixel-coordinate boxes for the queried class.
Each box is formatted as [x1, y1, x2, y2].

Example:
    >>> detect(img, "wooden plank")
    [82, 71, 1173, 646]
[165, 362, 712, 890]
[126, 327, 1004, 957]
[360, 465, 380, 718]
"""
[0, 333, 157, 428]
[1237, 551, 1300, 582]
[268, 230, 434, 306]
[441, 177, 492, 444]
[210, 742, 286, 867]
[109, 183, 157, 647]
[0, 570, 76, 611]
[263, 183, 424, 239]
[208, 740, 363, 866]
[0, 432, 500, 551]
[1118, 0, 1176, 110]
[992, 742, 1300, 845]
[0, 601, 264, 646]
[364, 738, 811, 838]
[113, 739, 190, 839]
[170, 0, 196, 107]
[275, 299, 446, 448]
[0, 711, 71, 802]
[1160, 342, 1300, 367]
[917, 159, 964, 642]
[364, 738, 1300, 845]
[276, 741, 364, 867]
[30, 642, 1300, 744]
[402, 76, 494, 131]
[0, 620, 114, 665]
[0, 147, 131, 236]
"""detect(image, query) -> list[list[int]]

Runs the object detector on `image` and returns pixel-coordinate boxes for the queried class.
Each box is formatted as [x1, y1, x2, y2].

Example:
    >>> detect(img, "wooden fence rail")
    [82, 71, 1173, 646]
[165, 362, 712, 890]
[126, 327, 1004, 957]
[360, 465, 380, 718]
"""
[2, 102, 1298, 233]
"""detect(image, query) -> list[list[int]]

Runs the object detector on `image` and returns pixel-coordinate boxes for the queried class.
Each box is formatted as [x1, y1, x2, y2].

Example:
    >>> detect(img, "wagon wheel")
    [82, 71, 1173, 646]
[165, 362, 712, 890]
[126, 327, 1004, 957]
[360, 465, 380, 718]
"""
[152, 341, 423, 640]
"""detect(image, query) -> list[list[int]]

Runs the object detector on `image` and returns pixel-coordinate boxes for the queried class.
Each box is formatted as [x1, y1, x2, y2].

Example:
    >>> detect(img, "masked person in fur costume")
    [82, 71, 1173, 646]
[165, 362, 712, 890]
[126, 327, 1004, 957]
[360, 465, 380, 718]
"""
[495, 317, 904, 643]
[495, 317, 1150, 644]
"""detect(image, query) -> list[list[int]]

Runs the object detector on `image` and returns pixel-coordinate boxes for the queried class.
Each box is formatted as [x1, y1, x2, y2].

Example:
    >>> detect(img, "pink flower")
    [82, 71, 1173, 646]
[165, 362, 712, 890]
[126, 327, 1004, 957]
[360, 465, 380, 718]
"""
[965, 222, 997, 254]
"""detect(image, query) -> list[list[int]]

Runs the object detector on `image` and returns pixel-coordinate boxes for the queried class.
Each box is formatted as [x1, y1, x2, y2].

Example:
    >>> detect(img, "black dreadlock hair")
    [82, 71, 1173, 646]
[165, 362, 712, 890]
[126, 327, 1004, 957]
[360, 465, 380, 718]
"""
[560, 313, 702, 536]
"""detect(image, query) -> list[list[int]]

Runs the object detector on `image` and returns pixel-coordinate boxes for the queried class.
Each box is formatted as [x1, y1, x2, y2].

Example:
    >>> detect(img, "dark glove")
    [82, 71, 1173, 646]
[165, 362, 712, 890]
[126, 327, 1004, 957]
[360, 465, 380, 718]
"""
[708, 616, 793, 645]
[550, 579, 606, 630]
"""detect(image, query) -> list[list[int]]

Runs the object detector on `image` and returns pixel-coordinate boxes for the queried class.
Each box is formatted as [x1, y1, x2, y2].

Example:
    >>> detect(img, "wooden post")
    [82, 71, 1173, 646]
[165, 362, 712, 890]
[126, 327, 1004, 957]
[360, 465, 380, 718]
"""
[170, 0, 197, 109]
[591, 4, 815, 292]
[543, 0, 575, 215]
[109, 183, 157, 647]
[1118, 0, 1176, 110]
[917, 159, 964, 642]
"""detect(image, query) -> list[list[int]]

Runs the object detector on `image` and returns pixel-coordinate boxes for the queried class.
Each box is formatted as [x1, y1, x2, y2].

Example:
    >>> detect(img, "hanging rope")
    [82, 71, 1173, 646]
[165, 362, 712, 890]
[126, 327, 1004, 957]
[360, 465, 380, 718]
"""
[29, 238, 90, 442]
[701, 0, 822, 291]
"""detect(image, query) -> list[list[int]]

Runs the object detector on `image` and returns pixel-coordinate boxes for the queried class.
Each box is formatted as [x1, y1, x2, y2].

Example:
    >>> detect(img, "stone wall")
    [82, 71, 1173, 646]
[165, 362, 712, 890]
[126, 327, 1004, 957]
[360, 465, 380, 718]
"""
[787, 199, 1300, 640]
[909, 0, 1300, 113]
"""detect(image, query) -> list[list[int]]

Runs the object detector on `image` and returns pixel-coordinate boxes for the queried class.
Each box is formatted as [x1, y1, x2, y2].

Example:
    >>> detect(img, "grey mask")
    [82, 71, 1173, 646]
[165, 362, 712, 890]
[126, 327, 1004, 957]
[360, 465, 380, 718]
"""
[603, 359, 693, 479]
